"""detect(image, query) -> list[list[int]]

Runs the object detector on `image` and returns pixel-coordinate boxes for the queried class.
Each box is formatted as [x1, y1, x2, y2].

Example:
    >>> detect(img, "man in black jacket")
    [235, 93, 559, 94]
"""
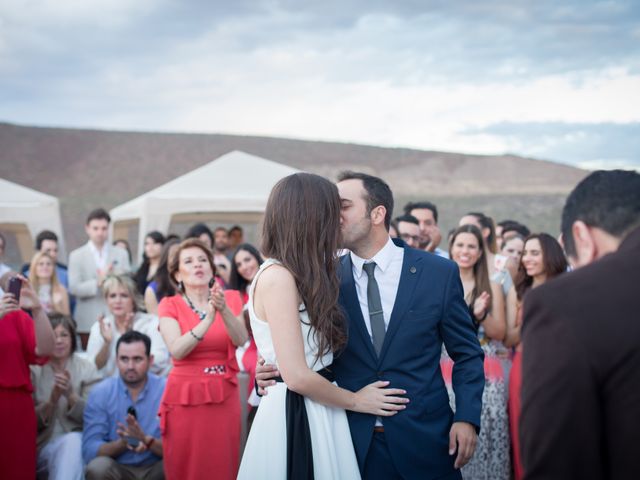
[520, 170, 640, 479]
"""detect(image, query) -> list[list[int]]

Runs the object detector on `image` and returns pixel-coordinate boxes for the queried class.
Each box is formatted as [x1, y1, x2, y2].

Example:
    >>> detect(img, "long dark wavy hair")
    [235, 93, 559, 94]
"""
[153, 238, 180, 301]
[261, 173, 347, 358]
[229, 243, 264, 296]
[133, 231, 166, 295]
[449, 224, 492, 312]
[515, 233, 568, 300]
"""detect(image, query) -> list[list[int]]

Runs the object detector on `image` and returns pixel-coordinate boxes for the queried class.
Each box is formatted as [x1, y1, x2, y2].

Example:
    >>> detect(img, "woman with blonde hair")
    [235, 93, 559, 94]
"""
[86, 274, 170, 377]
[28, 251, 70, 316]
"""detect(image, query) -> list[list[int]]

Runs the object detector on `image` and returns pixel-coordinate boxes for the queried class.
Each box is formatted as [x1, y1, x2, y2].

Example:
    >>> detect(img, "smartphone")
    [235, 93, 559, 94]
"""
[126, 436, 140, 448]
[7, 276, 22, 303]
[125, 406, 140, 447]
[494, 254, 508, 272]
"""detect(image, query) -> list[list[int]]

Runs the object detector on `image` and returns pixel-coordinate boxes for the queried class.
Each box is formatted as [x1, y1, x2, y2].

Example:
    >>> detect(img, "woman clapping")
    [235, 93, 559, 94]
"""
[158, 238, 248, 480]
[32, 314, 101, 480]
[86, 275, 170, 377]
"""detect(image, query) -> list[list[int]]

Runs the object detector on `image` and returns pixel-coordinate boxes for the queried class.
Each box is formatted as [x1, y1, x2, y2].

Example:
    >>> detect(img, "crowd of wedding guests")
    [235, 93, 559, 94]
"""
[0, 168, 637, 480]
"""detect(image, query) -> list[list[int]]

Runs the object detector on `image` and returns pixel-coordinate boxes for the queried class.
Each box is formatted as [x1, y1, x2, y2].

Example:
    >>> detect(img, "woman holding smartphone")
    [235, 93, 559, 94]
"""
[0, 274, 55, 479]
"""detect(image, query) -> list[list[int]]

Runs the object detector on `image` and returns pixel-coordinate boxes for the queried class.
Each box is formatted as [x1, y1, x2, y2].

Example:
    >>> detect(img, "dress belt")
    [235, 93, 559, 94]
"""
[274, 367, 335, 480]
[170, 363, 228, 376]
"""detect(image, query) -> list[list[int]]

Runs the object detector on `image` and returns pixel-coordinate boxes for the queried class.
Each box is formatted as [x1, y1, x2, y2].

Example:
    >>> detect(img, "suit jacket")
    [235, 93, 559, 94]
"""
[68, 243, 130, 332]
[520, 227, 640, 479]
[334, 240, 485, 480]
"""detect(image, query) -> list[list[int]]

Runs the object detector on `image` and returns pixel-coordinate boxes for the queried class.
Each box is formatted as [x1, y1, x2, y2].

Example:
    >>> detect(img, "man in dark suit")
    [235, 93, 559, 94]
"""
[259, 172, 484, 479]
[520, 170, 640, 479]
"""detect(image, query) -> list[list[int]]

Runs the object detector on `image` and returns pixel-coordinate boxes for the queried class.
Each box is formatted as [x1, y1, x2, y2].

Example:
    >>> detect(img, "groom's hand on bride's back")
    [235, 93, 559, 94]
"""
[255, 357, 279, 396]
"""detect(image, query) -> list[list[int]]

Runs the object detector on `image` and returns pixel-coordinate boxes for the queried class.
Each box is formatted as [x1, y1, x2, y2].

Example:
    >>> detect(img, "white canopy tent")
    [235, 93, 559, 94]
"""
[0, 178, 66, 264]
[110, 151, 302, 259]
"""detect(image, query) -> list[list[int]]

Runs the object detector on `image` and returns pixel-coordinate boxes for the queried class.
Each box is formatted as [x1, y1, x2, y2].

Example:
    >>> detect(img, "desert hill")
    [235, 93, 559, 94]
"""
[1, 122, 588, 253]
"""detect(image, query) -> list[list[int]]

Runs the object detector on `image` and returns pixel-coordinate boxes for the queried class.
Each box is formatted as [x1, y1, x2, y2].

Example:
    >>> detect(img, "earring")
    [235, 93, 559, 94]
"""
[179, 281, 184, 291]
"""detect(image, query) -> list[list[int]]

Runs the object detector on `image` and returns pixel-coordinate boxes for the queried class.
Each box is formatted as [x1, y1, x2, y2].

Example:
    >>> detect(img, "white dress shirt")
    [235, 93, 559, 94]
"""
[349, 237, 404, 342]
[434, 247, 449, 259]
[87, 241, 109, 271]
[350, 237, 404, 427]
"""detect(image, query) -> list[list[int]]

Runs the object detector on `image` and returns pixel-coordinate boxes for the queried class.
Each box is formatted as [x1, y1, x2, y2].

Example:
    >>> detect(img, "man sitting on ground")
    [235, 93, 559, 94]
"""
[82, 331, 165, 480]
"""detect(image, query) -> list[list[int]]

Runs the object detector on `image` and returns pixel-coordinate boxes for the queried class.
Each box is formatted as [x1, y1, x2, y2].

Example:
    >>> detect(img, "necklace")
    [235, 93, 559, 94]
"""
[183, 294, 209, 321]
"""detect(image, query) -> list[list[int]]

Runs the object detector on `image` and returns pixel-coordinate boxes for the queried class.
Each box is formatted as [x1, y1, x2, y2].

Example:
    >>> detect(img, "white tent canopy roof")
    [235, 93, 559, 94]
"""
[0, 178, 66, 262]
[110, 151, 302, 256]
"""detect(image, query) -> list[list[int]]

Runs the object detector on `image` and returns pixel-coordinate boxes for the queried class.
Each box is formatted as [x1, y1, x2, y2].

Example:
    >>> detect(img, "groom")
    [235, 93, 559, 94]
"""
[259, 172, 484, 479]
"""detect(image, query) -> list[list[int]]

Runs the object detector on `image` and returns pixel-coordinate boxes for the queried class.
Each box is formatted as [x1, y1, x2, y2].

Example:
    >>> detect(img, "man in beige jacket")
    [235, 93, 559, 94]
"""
[69, 208, 130, 348]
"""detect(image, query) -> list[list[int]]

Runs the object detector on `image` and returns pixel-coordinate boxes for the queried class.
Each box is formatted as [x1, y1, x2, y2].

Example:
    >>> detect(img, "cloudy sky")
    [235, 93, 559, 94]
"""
[2, 0, 639, 169]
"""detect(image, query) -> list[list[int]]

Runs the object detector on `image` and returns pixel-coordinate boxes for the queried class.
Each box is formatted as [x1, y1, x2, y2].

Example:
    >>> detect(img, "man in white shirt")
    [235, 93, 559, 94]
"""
[69, 209, 130, 348]
[259, 173, 484, 480]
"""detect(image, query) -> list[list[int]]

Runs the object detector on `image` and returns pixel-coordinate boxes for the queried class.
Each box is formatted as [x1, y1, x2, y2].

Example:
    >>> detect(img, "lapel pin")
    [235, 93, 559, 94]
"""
[409, 266, 417, 274]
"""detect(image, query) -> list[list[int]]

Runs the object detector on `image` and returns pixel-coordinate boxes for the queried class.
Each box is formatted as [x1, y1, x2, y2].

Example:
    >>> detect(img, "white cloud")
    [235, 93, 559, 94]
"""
[1, 1, 639, 168]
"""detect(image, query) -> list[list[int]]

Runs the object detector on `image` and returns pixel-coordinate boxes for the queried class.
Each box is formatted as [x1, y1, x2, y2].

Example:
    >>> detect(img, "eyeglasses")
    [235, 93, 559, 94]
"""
[400, 233, 420, 243]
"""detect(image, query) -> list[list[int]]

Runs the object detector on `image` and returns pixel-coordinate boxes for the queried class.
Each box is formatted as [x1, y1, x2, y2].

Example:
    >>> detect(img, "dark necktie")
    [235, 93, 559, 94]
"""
[363, 262, 386, 355]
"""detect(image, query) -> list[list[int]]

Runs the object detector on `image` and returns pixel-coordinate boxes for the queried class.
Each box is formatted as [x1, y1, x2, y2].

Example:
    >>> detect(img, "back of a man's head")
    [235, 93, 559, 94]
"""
[562, 170, 640, 259]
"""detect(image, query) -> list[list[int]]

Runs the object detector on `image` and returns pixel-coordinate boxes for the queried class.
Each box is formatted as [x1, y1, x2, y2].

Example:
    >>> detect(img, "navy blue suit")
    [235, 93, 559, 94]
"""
[333, 241, 484, 479]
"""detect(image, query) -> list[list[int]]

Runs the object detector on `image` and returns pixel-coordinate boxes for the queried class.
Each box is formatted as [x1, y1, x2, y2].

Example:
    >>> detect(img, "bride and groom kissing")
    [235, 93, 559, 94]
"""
[238, 171, 484, 480]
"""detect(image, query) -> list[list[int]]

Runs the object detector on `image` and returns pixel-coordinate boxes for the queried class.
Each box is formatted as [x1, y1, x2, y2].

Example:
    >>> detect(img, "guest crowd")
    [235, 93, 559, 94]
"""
[0, 167, 638, 480]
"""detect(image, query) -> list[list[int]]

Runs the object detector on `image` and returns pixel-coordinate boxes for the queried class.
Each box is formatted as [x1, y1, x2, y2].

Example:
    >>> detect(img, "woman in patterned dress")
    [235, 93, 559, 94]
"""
[441, 224, 510, 480]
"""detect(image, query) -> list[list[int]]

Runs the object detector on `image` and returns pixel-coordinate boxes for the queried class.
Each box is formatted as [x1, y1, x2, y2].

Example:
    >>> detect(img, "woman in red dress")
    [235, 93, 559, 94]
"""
[0, 274, 55, 479]
[158, 239, 248, 480]
[228, 244, 264, 397]
[509, 233, 567, 479]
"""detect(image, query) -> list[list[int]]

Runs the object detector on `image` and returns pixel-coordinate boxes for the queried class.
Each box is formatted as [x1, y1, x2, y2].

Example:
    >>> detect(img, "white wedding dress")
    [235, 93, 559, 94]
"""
[237, 259, 361, 480]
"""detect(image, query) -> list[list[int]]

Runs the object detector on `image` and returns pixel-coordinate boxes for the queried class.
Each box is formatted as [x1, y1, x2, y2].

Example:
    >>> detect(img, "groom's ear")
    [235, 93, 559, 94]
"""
[370, 205, 386, 227]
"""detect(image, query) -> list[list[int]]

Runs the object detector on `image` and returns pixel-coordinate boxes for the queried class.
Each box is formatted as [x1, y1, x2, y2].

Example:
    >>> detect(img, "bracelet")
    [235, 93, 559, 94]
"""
[190, 329, 204, 341]
[144, 436, 155, 448]
[476, 310, 489, 323]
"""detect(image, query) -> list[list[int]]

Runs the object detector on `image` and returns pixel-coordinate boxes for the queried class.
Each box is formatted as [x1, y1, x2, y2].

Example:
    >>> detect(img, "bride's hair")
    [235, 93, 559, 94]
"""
[261, 173, 347, 357]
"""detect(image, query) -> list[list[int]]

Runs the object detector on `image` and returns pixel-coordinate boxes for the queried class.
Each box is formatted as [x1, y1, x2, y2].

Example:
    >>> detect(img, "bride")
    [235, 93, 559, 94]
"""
[238, 173, 406, 479]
